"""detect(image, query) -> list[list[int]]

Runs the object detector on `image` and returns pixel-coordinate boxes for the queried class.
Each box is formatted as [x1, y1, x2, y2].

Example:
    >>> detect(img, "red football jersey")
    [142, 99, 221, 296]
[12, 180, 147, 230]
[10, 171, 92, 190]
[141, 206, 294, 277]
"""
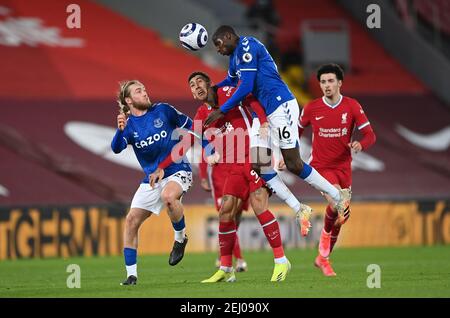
[299, 95, 371, 170]
[194, 86, 256, 164]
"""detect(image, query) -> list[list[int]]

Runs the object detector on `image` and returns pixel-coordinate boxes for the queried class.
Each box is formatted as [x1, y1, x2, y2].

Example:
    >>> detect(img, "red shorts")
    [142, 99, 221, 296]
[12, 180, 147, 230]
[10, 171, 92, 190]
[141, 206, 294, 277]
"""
[223, 163, 265, 202]
[316, 167, 352, 189]
[210, 164, 250, 211]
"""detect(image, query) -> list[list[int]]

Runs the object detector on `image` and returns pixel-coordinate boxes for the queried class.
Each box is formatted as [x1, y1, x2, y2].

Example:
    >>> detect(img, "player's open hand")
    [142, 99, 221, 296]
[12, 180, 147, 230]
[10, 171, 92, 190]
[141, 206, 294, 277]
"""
[117, 113, 128, 131]
[200, 178, 211, 192]
[149, 168, 164, 188]
[258, 122, 270, 140]
[204, 110, 224, 127]
[348, 141, 362, 153]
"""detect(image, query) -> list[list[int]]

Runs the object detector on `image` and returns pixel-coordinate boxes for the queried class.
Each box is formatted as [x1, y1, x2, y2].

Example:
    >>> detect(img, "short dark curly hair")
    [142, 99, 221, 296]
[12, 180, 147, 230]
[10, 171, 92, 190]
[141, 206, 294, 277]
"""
[316, 63, 344, 81]
[188, 71, 211, 83]
[212, 25, 237, 42]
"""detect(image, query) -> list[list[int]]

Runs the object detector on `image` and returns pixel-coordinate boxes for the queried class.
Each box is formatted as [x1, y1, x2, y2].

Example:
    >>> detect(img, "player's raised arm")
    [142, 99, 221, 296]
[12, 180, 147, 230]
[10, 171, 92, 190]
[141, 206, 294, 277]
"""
[203, 72, 257, 127]
[111, 113, 129, 153]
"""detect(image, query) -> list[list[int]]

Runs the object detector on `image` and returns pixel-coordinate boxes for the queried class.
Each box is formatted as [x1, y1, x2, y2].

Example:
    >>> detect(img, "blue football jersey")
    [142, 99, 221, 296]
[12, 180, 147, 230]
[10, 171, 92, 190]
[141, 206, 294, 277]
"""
[221, 36, 294, 116]
[111, 103, 192, 183]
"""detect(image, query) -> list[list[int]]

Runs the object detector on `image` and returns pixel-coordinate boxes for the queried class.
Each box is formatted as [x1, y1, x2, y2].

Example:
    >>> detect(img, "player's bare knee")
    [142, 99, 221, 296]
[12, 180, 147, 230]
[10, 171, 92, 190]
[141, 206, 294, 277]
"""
[252, 200, 267, 215]
[125, 213, 141, 231]
[252, 203, 265, 215]
[219, 195, 235, 221]
[220, 195, 233, 212]
[285, 159, 303, 175]
[219, 208, 234, 222]
[161, 191, 177, 207]
[250, 188, 268, 214]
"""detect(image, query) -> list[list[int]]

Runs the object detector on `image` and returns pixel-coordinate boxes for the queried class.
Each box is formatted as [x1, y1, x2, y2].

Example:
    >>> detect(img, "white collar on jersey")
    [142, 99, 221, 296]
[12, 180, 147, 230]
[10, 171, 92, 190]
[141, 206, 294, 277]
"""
[322, 94, 343, 109]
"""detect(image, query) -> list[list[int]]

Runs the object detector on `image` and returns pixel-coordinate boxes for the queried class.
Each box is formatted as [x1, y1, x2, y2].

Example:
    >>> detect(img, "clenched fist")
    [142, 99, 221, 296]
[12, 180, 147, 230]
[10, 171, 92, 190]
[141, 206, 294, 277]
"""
[117, 113, 127, 131]
[348, 141, 362, 153]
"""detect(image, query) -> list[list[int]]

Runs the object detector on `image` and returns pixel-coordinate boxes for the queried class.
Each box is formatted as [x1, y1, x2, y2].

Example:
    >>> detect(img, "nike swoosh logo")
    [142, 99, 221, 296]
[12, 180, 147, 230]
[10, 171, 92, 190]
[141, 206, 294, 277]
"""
[0, 184, 9, 197]
[395, 124, 450, 151]
[64, 121, 142, 171]
[315, 116, 324, 120]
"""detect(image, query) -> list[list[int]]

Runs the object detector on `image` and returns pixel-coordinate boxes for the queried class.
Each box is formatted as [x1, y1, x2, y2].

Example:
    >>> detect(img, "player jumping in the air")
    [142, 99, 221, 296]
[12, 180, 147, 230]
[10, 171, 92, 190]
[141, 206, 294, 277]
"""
[111, 80, 194, 285]
[298, 64, 376, 276]
[157, 72, 293, 282]
[203, 25, 351, 223]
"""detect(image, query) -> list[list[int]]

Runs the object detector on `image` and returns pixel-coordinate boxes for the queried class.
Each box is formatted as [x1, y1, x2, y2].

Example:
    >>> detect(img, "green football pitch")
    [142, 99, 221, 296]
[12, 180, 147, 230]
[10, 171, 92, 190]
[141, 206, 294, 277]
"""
[0, 246, 449, 298]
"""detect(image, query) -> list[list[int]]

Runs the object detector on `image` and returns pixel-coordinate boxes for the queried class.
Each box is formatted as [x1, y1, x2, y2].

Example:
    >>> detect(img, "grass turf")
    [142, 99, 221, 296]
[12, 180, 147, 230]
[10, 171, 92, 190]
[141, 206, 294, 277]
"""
[0, 245, 449, 298]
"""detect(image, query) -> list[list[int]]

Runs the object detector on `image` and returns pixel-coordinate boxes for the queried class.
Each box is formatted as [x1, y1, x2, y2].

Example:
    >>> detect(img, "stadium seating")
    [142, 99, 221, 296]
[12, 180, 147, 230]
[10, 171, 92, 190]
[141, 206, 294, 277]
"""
[414, 0, 450, 36]
[0, 0, 448, 206]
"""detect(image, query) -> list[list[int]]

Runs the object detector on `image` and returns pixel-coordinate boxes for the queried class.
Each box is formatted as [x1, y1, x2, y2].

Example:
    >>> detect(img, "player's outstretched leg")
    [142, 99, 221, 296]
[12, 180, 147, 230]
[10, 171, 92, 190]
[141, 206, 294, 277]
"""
[260, 166, 313, 237]
[253, 146, 314, 237]
[259, 166, 302, 212]
[281, 148, 351, 213]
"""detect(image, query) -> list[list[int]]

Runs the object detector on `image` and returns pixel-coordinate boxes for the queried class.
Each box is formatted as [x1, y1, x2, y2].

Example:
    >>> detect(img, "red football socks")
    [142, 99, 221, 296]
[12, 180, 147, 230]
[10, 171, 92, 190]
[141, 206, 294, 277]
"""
[324, 205, 338, 233]
[257, 210, 284, 259]
[219, 221, 237, 267]
[330, 224, 342, 252]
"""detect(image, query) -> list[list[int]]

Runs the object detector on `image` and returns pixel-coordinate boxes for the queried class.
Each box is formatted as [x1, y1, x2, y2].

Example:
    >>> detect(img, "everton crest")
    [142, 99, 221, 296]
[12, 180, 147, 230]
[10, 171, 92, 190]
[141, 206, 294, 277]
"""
[154, 118, 163, 128]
